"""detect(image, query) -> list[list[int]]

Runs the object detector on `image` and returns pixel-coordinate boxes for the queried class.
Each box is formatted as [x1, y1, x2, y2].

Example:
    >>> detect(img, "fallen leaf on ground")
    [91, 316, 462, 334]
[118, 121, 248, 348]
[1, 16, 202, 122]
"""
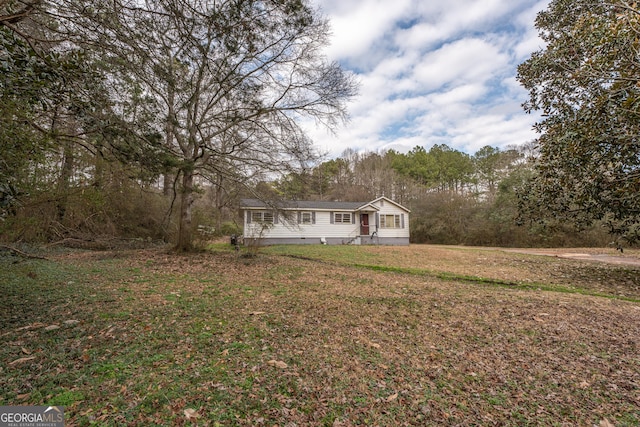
[16, 322, 45, 331]
[184, 408, 199, 420]
[44, 325, 60, 331]
[267, 360, 288, 369]
[385, 392, 398, 402]
[9, 356, 36, 365]
[600, 419, 615, 427]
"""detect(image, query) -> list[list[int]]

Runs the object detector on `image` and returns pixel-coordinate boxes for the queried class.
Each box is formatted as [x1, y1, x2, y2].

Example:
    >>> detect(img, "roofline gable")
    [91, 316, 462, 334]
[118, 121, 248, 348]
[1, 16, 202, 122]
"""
[370, 196, 411, 213]
[354, 202, 380, 211]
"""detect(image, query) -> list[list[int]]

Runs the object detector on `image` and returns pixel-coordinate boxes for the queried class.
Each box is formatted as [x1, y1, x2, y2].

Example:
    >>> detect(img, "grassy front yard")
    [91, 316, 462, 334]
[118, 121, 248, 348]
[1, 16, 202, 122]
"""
[1, 244, 638, 426]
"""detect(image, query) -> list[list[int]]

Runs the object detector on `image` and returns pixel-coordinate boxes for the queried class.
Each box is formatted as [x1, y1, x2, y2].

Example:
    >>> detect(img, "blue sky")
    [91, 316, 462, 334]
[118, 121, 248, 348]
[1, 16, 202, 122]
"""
[305, 0, 550, 158]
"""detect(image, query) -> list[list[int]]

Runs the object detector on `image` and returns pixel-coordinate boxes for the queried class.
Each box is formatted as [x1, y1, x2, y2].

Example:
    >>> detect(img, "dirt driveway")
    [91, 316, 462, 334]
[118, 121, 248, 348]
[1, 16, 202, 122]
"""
[501, 248, 640, 267]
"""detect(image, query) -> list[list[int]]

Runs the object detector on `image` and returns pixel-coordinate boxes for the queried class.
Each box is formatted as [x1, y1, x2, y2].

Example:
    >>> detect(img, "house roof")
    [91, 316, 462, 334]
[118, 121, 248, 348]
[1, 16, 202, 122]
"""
[240, 198, 367, 211]
[240, 196, 410, 213]
[369, 196, 411, 213]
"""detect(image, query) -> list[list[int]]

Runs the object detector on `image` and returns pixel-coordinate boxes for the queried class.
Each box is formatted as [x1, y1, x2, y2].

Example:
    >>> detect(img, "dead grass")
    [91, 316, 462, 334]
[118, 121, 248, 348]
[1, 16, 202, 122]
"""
[267, 244, 640, 300]
[0, 245, 638, 426]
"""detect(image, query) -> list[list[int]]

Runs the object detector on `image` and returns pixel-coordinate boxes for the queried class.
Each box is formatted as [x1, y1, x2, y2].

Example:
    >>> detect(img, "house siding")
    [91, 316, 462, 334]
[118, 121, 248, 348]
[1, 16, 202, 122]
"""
[371, 200, 410, 241]
[244, 210, 360, 241]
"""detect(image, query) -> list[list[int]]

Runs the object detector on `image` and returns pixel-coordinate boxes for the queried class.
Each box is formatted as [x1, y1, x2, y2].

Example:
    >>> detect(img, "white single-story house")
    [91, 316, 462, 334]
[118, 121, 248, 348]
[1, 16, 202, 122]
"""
[239, 196, 410, 245]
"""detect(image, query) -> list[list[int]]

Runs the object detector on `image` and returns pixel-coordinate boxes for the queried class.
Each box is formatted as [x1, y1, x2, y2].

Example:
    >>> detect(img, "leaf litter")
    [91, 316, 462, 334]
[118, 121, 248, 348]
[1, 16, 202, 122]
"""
[0, 246, 638, 426]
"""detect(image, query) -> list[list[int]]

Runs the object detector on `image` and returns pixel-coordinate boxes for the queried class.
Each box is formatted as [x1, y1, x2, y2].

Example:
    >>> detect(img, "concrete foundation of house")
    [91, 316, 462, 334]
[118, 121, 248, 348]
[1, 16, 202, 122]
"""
[243, 236, 409, 246]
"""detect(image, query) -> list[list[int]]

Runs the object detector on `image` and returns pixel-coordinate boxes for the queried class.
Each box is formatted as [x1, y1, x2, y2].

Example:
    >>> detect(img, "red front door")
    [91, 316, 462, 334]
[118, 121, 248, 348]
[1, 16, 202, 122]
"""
[360, 214, 369, 235]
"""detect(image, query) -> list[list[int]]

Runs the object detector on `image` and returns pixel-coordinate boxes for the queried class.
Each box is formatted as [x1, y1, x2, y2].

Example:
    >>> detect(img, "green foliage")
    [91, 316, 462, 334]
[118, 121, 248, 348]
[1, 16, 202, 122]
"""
[409, 192, 477, 245]
[0, 27, 56, 216]
[391, 144, 475, 192]
[473, 145, 521, 195]
[391, 146, 436, 186]
[0, 27, 60, 104]
[219, 221, 242, 236]
[517, 0, 640, 244]
[0, 169, 170, 244]
[275, 171, 314, 200]
[0, 19, 170, 234]
[406, 165, 611, 247]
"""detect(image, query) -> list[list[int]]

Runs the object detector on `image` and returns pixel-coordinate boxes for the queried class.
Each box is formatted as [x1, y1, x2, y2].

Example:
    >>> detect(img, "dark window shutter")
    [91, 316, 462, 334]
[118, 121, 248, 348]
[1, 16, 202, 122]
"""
[312, 212, 316, 224]
[247, 211, 252, 224]
[401, 213, 405, 229]
[274, 211, 278, 224]
[330, 212, 334, 224]
[375, 213, 379, 228]
[297, 211, 301, 224]
[352, 213, 355, 224]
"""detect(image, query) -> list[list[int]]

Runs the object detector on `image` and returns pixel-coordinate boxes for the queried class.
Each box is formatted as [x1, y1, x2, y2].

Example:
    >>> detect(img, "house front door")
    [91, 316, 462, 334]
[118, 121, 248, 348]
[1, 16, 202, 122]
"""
[360, 213, 369, 235]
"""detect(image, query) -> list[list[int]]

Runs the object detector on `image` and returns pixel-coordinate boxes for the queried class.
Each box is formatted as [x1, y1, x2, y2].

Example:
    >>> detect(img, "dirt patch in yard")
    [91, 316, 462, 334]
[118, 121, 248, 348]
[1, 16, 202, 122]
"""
[326, 244, 640, 300]
[500, 247, 640, 267]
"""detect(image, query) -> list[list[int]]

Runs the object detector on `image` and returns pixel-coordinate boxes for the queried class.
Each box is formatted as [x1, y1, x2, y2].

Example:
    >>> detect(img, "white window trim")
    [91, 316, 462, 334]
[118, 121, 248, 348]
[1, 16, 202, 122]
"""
[380, 214, 401, 229]
[301, 212, 312, 224]
[251, 211, 274, 224]
[334, 213, 351, 224]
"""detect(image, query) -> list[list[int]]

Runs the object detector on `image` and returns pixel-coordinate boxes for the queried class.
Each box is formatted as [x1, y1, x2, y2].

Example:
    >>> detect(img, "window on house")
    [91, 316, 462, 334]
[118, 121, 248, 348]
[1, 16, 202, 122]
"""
[251, 211, 274, 224]
[380, 214, 401, 228]
[334, 213, 352, 224]
[297, 211, 315, 224]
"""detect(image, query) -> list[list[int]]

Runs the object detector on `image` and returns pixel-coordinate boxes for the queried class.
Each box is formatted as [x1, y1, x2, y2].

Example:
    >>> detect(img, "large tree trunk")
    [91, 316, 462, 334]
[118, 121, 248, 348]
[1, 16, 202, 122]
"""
[163, 73, 176, 197]
[213, 171, 225, 232]
[56, 139, 74, 222]
[94, 142, 104, 189]
[175, 169, 194, 251]
[163, 173, 174, 196]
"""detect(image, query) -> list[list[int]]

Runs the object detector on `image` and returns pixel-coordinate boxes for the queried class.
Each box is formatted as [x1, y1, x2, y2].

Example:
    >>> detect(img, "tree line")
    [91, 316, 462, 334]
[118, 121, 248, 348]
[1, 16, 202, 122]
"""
[263, 144, 612, 247]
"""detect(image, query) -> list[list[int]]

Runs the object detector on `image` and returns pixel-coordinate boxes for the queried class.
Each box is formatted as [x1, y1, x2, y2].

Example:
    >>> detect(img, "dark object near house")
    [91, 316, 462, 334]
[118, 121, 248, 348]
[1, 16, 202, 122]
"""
[230, 235, 237, 246]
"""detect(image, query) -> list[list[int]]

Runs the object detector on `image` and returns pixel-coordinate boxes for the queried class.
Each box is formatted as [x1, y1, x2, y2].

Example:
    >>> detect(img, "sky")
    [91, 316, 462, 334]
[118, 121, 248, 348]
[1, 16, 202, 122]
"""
[304, 0, 551, 158]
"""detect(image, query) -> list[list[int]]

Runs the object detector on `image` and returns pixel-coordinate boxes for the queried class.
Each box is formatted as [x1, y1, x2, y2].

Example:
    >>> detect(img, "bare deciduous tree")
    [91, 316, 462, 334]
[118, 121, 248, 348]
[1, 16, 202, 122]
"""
[47, 0, 357, 250]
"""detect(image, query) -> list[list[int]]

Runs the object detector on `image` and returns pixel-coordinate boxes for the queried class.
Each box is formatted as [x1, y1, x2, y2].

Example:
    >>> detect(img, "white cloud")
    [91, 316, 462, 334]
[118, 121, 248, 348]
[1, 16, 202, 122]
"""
[452, 113, 538, 153]
[412, 38, 510, 91]
[397, 23, 445, 52]
[305, 0, 551, 158]
[319, 0, 413, 63]
[431, 84, 487, 109]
